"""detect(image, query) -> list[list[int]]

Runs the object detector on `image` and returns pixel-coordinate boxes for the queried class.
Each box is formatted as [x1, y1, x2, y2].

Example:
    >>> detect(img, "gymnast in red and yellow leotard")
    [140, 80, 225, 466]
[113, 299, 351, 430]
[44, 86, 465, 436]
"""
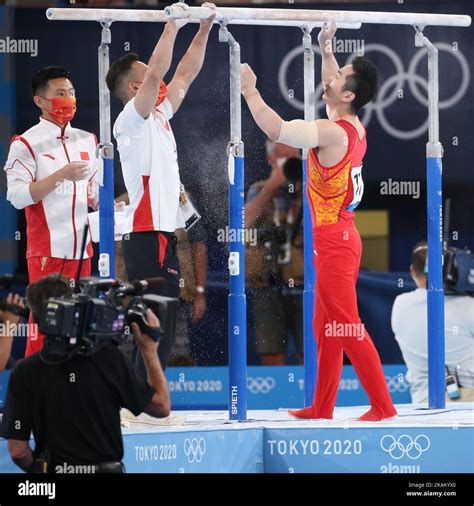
[292, 119, 397, 420]
[240, 19, 397, 421]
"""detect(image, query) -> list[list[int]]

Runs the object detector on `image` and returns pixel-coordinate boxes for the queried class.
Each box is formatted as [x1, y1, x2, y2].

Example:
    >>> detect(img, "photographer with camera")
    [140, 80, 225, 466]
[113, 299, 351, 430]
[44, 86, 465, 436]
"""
[245, 140, 304, 366]
[0, 275, 170, 474]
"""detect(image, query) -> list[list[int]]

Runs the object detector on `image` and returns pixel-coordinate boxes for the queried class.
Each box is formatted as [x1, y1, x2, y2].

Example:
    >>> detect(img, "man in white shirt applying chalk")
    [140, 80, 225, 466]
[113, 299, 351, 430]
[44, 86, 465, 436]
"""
[391, 241, 474, 404]
[106, 4, 216, 376]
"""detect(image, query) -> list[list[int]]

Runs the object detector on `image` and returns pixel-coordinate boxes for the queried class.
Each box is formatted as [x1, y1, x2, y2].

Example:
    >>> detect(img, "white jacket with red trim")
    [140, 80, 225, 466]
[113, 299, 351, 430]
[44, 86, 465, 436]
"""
[3, 117, 99, 260]
[113, 97, 185, 234]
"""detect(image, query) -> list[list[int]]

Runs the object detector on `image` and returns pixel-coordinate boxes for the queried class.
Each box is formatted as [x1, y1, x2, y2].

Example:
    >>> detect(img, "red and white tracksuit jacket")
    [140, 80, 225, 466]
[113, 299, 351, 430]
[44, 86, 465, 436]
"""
[4, 117, 98, 260]
[3, 117, 98, 355]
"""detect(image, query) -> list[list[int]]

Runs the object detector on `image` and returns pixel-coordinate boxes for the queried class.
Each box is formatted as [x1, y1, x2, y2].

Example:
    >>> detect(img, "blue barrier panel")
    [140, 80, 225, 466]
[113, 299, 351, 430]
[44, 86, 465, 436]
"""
[165, 365, 412, 410]
[0, 438, 18, 473]
[0, 429, 265, 474]
[3, 425, 472, 474]
[263, 427, 474, 473]
[123, 428, 263, 473]
[0, 369, 11, 410]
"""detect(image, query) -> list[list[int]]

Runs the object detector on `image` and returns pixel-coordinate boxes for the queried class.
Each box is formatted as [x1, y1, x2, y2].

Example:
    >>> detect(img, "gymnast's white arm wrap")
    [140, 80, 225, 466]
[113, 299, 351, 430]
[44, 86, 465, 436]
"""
[276, 119, 319, 149]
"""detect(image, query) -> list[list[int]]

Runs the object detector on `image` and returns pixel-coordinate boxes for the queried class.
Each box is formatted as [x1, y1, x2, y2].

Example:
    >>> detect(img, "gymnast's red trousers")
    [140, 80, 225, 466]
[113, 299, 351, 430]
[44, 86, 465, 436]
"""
[291, 218, 397, 421]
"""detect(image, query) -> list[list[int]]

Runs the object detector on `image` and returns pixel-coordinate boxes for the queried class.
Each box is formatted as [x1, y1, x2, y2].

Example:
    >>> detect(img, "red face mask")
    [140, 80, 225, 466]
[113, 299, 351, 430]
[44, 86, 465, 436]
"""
[43, 96, 77, 125]
[156, 81, 167, 107]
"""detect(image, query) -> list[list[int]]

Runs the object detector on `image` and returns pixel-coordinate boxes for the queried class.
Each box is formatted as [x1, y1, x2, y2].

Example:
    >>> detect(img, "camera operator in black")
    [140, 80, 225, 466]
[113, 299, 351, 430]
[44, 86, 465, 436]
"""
[0, 275, 170, 473]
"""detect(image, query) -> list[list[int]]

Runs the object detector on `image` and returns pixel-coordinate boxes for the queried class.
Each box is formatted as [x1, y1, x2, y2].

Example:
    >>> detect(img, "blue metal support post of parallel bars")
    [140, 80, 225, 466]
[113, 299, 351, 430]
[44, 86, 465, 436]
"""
[219, 24, 247, 420]
[97, 21, 115, 278]
[302, 28, 317, 406]
[415, 28, 445, 409]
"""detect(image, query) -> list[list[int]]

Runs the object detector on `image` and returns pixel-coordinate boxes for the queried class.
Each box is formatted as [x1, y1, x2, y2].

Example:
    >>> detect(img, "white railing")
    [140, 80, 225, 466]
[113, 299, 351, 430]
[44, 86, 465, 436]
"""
[46, 6, 471, 28]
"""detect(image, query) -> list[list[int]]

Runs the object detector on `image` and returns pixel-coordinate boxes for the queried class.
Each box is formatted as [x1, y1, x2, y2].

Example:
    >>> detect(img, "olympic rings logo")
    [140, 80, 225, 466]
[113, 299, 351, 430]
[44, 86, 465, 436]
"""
[385, 375, 410, 393]
[183, 437, 207, 463]
[278, 42, 470, 140]
[247, 376, 276, 394]
[380, 434, 430, 460]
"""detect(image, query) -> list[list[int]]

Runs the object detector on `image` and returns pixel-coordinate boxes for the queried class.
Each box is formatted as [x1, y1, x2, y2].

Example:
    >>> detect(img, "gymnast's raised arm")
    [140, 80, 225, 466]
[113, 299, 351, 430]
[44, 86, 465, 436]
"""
[318, 20, 339, 119]
[167, 3, 216, 114]
[134, 21, 182, 119]
[240, 63, 341, 150]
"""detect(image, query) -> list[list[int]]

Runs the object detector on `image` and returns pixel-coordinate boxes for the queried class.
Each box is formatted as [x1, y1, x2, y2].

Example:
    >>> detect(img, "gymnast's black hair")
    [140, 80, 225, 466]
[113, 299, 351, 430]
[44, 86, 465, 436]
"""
[31, 66, 72, 97]
[344, 56, 379, 114]
[106, 52, 140, 103]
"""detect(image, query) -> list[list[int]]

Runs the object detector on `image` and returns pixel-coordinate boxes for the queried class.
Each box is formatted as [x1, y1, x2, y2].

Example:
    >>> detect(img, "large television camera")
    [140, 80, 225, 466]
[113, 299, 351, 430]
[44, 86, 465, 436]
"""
[443, 248, 474, 295]
[443, 199, 474, 296]
[39, 276, 178, 358]
[36, 222, 178, 360]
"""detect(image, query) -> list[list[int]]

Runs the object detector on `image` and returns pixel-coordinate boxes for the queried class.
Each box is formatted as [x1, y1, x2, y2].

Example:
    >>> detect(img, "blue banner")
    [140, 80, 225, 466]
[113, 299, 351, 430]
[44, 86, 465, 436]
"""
[165, 365, 412, 410]
[2, 424, 471, 474]
[122, 428, 263, 473]
[263, 427, 474, 473]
